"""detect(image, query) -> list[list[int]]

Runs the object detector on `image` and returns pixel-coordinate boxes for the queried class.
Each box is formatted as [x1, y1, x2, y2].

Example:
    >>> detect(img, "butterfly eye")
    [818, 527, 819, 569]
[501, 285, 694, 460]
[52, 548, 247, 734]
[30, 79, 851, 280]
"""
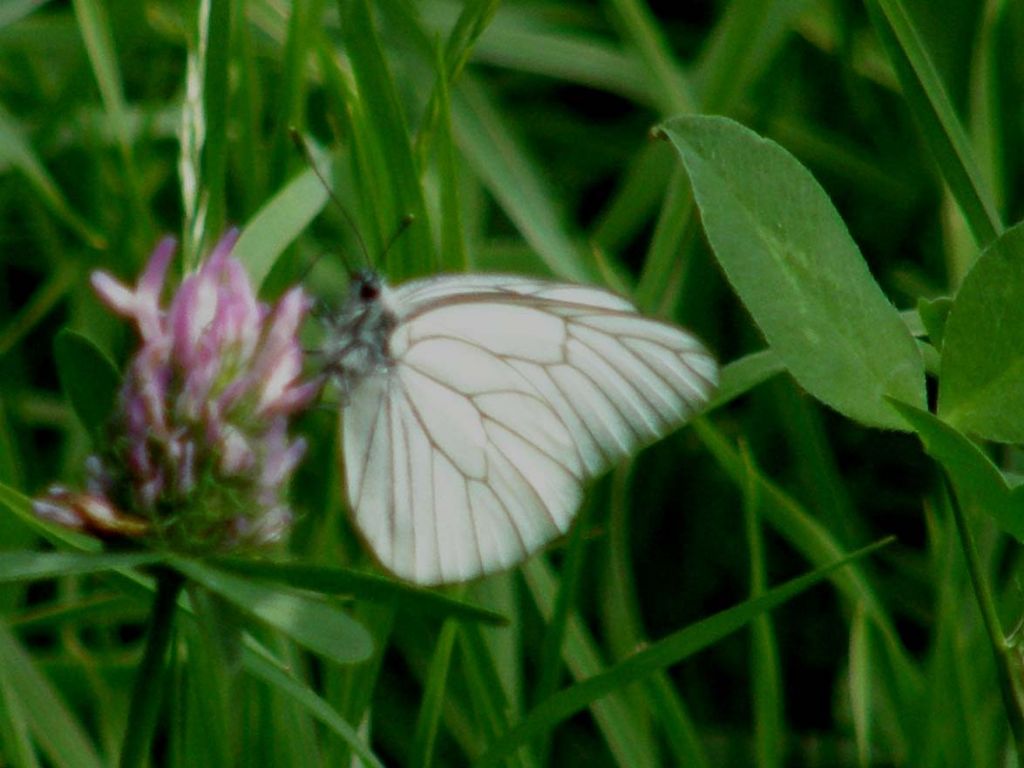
[359, 282, 380, 301]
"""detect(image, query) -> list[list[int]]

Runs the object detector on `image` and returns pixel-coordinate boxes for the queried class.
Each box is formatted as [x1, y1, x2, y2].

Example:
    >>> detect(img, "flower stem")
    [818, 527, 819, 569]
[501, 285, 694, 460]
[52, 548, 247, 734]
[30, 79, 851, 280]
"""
[119, 568, 185, 768]
[945, 476, 1024, 757]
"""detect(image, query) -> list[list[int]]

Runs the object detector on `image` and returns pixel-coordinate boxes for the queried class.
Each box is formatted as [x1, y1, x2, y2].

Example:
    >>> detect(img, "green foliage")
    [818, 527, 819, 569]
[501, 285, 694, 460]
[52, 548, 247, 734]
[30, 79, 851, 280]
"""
[940, 221, 1024, 442]
[3, 0, 1024, 766]
[53, 330, 120, 441]
[660, 115, 926, 430]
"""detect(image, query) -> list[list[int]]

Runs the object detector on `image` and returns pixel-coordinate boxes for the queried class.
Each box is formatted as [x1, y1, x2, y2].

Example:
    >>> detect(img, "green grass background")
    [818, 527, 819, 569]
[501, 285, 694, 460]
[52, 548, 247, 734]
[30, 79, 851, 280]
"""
[0, 0, 1021, 765]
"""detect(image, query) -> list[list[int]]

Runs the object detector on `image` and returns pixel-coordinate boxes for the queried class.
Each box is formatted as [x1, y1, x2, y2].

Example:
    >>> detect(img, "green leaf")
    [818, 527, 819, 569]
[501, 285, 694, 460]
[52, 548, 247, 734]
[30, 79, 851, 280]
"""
[917, 296, 953, 349]
[452, 79, 590, 281]
[703, 349, 785, 412]
[864, 0, 1002, 249]
[0, 551, 163, 583]
[0, 622, 104, 768]
[889, 399, 1024, 541]
[660, 115, 925, 429]
[337, 0, 435, 279]
[53, 329, 120, 440]
[209, 557, 506, 625]
[234, 165, 329, 292]
[939, 221, 1024, 442]
[478, 537, 894, 765]
[0, 481, 100, 553]
[0, 105, 103, 247]
[410, 618, 459, 768]
[241, 645, 385, 768]
[172, 558, 373, 665]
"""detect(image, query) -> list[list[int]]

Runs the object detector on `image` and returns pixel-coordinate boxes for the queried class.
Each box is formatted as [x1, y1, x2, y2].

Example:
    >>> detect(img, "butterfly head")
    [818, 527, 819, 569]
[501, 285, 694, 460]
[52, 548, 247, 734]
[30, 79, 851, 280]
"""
[320, 269, 398, 395]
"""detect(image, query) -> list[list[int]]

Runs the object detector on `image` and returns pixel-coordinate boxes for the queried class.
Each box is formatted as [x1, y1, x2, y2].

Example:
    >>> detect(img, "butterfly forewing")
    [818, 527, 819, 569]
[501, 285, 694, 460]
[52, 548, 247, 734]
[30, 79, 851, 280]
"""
[340, 274, 717, 585]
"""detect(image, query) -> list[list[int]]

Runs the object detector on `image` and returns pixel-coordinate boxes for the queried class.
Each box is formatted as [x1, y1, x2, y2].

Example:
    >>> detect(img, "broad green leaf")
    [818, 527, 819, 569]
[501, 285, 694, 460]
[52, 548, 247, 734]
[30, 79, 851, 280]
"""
[478, 538, 894, 765]
[939, 221, 1024, 442]
[890, 399, 1024, 541]
[660, 115, 925, 429]
[0, 551, 162, 583]
[53, 329, 120, 439]
[172, 558, 373, 665]
[210, 557, 505, 625]
[917, 296, 953, 349]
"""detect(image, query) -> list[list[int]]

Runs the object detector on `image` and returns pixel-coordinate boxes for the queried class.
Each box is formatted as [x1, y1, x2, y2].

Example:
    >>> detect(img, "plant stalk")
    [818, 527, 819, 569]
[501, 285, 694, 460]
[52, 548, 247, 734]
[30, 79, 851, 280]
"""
[119, 568, 185, 768]
[945, 476, 1024, 760]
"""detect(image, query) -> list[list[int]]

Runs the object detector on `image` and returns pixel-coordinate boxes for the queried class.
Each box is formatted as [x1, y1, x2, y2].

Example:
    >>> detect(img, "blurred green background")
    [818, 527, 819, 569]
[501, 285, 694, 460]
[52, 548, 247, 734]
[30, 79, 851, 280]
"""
[1, 0, 1021, 766]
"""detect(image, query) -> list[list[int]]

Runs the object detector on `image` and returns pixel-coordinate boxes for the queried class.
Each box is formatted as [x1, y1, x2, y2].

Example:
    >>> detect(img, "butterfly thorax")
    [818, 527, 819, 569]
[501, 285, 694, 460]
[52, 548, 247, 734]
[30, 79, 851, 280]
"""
[321, 270, 398, 397]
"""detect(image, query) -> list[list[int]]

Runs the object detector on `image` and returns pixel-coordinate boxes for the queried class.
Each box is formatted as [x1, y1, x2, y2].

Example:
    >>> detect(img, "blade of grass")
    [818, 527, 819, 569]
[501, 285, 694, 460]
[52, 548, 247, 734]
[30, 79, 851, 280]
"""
[414, 0, 500, 165]
[849, 606, 873, 767]
[0, 0, 50, 28]
[743, 445, 784, 768]
[209, 557, 505, 625]
[864, 0, 1002, 249]
[337, 0, 436, 278]
[198, 0, 232, 249]
[0, 552, 163, 582]
[452, 78, 590, 281]
[0, 264, 79, 359]
[241, 639, 385, 767]
[410, 617, 460, 768]
[418, 1, 654, 104]
[431, 37, 468, 272]
[0, 622, 104, 768]
[942, 478, 1024, 756]
[522, 557, 658, 768]
[693, 421, 923, 714]
[0, 483, 382, 765]
[234, 164, 329, 292]
[172, 558, 374, 666]
[0, 106, 104, 247]
[268, 0, 325, 188]
[0, 671, 40, 768]
[603, 0, 695, 115]
[479, 538, 895, 765]
[531, 487, 596, 761]
[71, 0, 151, 241]
[704, 349, 785, 413]
[459, 621, 537, 768]
[598, 467, 655, 746]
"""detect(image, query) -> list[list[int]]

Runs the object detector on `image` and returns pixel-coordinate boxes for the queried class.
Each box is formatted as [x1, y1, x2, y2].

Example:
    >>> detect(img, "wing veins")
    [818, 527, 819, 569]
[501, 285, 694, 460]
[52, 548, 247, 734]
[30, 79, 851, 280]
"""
[569, 329, 670, 428]
[352, 385, 387, 511]
[491, 425, 562, 534]
[482, 413, 580, 479]
[397, 374, 482, 483]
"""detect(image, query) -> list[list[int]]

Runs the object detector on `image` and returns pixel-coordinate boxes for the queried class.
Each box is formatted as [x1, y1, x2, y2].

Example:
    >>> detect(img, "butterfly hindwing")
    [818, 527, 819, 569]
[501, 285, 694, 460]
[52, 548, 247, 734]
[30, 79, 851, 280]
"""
[342, 276, 717, 585]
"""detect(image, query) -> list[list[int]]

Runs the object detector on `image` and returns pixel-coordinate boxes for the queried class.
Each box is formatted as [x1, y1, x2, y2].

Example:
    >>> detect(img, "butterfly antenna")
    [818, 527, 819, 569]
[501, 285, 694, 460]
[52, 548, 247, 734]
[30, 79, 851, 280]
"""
[381, 213, 416, 263]
[288, 127, 372, 275]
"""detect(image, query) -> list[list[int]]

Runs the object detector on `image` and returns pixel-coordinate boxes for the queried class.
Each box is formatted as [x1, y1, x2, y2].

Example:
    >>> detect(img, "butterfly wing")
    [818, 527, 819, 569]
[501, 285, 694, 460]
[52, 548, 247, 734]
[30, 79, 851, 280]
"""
[342, 276, 717, 585]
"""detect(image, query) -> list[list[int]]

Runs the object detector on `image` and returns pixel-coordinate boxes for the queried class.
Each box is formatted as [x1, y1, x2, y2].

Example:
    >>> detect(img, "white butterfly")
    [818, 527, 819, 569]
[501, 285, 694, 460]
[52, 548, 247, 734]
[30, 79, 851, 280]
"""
[321, 270, 717, 586]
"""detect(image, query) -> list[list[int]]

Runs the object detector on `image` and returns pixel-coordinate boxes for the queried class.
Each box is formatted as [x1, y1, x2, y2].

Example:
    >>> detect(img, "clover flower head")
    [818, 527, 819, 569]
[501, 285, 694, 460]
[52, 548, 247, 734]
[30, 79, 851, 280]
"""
[34, 231, 320, 551]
